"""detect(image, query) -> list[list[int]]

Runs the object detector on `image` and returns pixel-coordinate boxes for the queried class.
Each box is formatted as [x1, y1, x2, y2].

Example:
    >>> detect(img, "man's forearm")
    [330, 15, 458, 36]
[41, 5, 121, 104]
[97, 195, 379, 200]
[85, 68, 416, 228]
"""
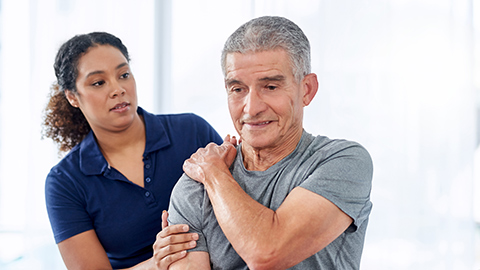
[169, 251, 211, 270]
[203, 168, 286, 269]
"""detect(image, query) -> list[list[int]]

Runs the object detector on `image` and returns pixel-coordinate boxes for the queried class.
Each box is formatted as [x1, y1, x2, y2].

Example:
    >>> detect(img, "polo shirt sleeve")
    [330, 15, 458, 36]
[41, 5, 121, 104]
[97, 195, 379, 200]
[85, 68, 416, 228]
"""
[299, 141, 373, 232]
[168, 174, 209, 253]
[45, 167, 93, 244]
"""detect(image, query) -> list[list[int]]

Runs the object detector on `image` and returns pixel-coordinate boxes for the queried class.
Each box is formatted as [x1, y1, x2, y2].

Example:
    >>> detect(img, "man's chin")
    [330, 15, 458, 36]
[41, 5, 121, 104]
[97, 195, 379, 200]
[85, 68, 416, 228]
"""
[241, 138, 274, 150]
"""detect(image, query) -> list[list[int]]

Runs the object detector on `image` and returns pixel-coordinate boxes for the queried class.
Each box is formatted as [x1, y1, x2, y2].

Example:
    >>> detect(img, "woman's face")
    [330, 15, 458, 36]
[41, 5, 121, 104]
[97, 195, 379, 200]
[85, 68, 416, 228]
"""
[66, 45, 138, 133]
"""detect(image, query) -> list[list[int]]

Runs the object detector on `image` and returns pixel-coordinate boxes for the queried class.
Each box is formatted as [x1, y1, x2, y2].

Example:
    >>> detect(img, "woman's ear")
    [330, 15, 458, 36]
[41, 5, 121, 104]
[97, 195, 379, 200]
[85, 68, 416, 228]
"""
[65, 90, 79, 108]
[301, 73, 319, 107]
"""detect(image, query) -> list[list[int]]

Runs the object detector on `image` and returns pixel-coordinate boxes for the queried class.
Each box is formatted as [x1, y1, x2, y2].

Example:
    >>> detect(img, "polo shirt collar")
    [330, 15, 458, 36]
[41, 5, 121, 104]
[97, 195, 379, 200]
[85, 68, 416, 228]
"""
[79, 107, 171, 175]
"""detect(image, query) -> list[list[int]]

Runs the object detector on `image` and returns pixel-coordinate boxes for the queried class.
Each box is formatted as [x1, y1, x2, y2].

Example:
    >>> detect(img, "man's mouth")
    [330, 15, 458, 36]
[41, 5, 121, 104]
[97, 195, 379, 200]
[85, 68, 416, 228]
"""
[244, 120, 272, 126]
[252, 121, 271, 125]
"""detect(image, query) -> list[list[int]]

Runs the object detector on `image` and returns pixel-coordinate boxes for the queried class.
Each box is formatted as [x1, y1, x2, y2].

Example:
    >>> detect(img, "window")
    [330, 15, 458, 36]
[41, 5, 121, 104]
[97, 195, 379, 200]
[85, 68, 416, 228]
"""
[0, 1, 155, 268]
[0, 0, 477, 269]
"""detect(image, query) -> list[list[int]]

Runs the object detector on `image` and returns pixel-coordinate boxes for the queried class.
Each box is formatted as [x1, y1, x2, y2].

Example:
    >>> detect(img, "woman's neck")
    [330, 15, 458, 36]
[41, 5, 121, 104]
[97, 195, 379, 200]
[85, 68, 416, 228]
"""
[93, 113, 146, 156]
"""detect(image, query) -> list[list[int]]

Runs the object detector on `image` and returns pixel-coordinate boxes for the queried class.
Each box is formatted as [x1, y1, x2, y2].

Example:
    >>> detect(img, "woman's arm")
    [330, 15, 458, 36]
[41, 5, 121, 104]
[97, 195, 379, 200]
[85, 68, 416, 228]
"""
[58, 212, 199, 270]
[57, 229, 111, 270]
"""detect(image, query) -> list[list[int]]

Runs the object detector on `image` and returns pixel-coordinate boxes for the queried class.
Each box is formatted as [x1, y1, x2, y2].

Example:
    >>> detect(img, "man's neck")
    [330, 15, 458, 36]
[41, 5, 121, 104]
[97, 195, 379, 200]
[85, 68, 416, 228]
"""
[241, 131, 302, 171]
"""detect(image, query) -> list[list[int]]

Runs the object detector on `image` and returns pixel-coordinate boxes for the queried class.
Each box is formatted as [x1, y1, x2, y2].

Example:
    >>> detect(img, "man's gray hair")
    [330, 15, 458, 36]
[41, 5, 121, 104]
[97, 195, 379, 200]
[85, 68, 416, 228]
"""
[221, 16, 311, 82]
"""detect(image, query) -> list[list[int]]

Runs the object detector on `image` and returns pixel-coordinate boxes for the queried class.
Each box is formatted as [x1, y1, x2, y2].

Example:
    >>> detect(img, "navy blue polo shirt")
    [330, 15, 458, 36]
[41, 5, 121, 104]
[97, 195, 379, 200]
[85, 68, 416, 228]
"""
[45, 107, 222, 269]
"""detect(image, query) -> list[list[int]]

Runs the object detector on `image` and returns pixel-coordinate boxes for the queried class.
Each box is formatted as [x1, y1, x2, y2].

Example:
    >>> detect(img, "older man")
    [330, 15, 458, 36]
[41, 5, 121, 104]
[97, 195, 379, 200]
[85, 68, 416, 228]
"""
[168, 16, 373, 270]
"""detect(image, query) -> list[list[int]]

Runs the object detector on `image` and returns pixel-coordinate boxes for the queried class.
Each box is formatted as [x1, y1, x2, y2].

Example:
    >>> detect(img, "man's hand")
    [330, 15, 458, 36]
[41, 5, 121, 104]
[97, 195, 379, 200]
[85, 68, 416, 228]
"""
[183, 135, 237, 184]
[224, 134, 240, 146]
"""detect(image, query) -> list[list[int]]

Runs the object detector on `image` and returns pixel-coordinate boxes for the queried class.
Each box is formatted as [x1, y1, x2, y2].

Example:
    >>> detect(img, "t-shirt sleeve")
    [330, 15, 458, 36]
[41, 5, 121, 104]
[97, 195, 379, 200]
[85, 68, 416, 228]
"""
[300, 142, 373, 232]
[168, 173, 209, 253]
[45, 168, 94, 243]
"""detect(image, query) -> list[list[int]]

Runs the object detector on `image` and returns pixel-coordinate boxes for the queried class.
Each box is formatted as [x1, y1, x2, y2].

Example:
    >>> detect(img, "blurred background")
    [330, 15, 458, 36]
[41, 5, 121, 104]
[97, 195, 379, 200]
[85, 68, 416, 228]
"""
[0, 0, 478, 269]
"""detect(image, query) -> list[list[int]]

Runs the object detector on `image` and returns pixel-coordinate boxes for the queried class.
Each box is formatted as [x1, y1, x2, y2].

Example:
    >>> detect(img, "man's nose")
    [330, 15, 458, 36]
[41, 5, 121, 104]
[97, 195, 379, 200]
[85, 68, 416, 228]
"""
[244, 90, 266, 116]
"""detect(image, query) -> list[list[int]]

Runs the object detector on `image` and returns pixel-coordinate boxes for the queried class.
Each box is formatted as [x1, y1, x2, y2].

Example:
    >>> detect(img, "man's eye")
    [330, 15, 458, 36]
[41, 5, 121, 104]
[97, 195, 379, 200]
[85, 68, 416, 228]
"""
[232, 87, 243, 92]
[267, 85, 277, 90]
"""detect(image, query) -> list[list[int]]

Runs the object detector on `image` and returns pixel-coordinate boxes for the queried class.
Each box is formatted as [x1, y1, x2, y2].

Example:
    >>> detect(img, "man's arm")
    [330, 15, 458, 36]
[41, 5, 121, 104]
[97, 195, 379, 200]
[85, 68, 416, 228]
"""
[169, 251, 211, 270]
[183, 141, 353, 270]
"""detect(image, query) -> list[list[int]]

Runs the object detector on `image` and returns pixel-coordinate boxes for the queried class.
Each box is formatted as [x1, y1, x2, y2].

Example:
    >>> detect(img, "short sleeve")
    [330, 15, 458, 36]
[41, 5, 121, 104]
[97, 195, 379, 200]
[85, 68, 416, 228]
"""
[168, 174, 209, 253]
[300, 142, 373, 231]
[45, 168, 94, 243]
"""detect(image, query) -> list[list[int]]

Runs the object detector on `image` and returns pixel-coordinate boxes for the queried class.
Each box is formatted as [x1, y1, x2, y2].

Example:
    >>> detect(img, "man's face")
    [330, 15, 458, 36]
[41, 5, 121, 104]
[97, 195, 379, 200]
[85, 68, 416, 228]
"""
[224, 49, 307, 151]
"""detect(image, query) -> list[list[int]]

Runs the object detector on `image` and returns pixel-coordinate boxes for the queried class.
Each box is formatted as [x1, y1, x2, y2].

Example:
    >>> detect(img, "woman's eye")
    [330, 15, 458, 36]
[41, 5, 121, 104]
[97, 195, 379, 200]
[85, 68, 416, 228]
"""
[92, 80, 105, 87]
[121, 72, 130, 79]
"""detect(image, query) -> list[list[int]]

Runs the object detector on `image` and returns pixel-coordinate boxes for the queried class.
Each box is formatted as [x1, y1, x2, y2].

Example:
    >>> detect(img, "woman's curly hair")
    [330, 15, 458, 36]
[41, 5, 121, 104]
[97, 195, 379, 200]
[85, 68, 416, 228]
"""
[42, 32, 130, 152]
[42, 84, 90, 152]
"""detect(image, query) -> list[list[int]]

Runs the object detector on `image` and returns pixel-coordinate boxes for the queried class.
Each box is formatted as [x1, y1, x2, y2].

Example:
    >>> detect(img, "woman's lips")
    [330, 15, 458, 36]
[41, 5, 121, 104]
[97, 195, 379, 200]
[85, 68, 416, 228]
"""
[110, 102, 130, 112]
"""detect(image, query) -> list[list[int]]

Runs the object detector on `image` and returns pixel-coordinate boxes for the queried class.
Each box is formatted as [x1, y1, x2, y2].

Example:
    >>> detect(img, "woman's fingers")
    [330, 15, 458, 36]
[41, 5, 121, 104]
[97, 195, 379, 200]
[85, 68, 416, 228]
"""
[156, 249, 188, 267]
[158, 223, 189, 238]
[152, 232, 198, 269]
[154, 224, 199, 250]
[152, 223, 199, 269]
[154, 236, 197, 255]
[161, 210, 169, 230]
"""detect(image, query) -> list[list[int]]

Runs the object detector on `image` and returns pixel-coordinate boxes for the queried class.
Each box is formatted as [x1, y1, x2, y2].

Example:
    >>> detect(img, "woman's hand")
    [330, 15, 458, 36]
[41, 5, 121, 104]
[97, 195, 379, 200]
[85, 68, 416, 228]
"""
[148, 211, 199, 269]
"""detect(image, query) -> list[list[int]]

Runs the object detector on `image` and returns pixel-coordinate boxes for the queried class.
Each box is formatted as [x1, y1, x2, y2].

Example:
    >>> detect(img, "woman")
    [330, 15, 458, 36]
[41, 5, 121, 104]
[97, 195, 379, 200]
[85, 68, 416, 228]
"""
[42, 32, 222, 269]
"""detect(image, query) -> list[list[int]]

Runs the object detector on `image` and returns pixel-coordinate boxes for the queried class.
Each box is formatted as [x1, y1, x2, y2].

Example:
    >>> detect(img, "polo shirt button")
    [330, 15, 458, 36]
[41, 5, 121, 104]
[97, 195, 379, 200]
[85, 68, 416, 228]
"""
[145, 164, 151, 169]
[145, 177, 151, 183]
[145, 191, 150, 197]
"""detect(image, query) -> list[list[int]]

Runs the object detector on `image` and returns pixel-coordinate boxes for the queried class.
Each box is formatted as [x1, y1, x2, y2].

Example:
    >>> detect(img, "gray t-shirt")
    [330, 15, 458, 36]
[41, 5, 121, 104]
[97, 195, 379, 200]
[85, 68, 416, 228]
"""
[168, 131, 373, 269]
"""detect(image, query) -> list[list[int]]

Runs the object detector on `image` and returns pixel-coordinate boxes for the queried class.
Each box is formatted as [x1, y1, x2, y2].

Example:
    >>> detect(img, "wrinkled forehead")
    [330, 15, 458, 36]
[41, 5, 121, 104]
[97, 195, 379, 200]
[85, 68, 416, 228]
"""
[224, 49, 294, 80]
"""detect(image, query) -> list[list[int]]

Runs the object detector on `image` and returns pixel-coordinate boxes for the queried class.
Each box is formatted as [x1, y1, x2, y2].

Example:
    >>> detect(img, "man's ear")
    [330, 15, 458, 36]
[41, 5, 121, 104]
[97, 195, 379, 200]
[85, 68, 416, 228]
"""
[301, 73, 318, 106]
[65, 90, 79, 108]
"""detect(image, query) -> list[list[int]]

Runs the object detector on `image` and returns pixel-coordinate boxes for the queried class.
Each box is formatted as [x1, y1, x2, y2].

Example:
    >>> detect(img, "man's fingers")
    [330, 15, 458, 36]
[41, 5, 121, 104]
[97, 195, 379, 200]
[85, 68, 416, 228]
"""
[223, 134, 239, 146]
[222, 135, 235, 146]
[183, 159, 205, 182]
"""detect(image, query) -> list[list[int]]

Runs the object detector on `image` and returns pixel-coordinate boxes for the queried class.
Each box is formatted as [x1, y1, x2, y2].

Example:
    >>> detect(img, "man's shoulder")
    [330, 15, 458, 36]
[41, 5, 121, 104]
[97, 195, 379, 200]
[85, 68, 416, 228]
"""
[168, 174, 210, 229]
[307, 134, 371, 159]
[299, 133, 373, 178]
[171, 174, 206, 199]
